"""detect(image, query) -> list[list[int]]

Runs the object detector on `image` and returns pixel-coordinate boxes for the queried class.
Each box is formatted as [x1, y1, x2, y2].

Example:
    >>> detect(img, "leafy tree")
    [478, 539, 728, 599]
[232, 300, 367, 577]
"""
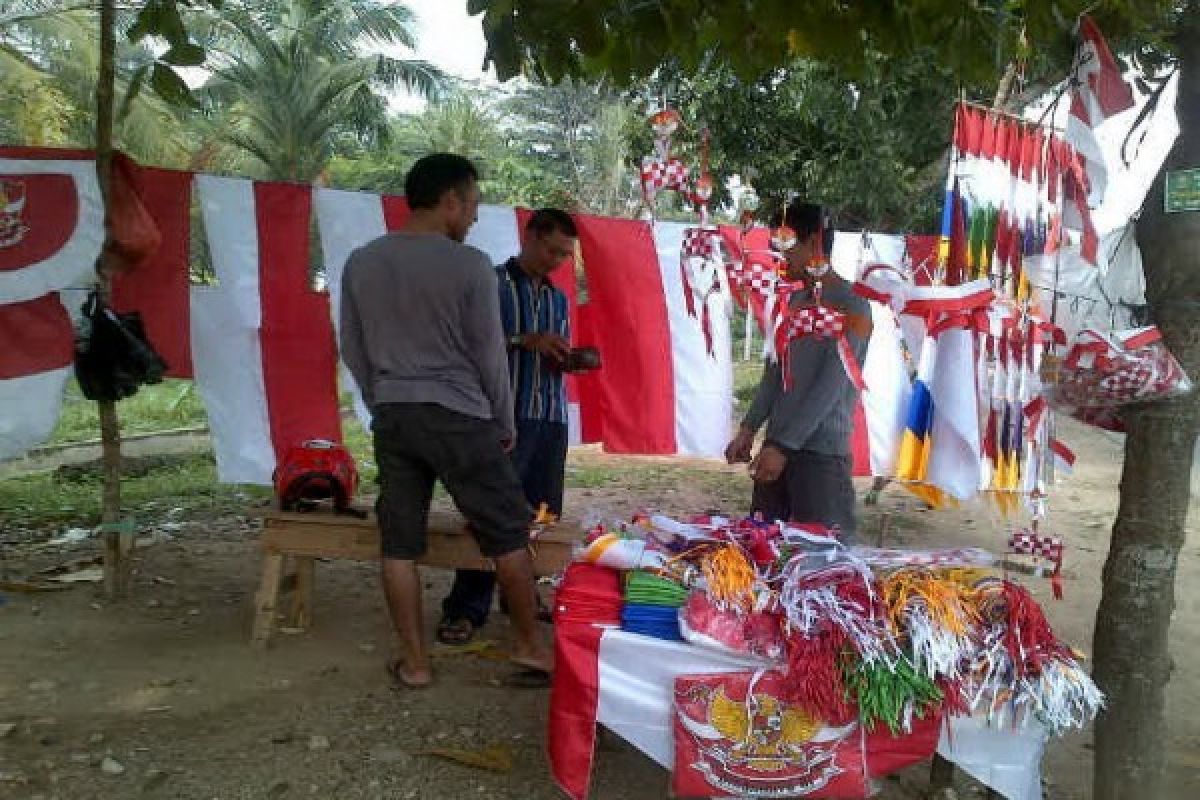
[499, 79, 639, 215]
[633, 52, 969, 232]
[0, 0, 204, 164]
[194, 0, 446, 182]
[473, 2, 1195, 798]
[471, 0, 1174, 87]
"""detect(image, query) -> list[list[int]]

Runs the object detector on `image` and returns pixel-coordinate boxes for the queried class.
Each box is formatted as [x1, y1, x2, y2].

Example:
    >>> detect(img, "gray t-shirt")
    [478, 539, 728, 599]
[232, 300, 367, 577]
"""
[339, 232, 514, 439]
[743, 278, 870, 456]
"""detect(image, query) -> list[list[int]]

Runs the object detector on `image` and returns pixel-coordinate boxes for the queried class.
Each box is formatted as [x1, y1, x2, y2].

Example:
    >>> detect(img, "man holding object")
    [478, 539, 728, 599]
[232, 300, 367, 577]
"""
[340, 154, 552, 687]
[440, 209, 590, 648]
[725, 201, 870, 542]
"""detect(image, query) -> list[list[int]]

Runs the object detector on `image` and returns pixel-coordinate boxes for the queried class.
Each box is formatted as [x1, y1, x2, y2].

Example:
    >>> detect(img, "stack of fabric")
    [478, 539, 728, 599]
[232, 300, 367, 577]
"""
[620, 570, 688, 641]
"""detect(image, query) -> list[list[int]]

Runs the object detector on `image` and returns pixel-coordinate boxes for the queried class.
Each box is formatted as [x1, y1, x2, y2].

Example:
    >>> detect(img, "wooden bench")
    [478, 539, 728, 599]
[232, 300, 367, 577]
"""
[250, 507, 580, 647]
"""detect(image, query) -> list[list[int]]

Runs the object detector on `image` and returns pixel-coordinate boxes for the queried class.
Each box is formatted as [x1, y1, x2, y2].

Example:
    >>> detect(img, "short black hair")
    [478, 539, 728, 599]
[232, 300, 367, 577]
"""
[780, 200, 834, 257]
[525, 208, 578, 238]
[404, 153, 479, 210]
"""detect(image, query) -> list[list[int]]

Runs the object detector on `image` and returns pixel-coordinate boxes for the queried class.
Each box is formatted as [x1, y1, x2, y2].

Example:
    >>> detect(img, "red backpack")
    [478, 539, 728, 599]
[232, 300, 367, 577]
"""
[273, 439, 358, 513]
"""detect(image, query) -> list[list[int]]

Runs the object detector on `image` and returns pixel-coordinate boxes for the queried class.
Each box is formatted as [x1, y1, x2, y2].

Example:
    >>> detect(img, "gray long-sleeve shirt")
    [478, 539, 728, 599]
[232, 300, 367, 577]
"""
[339, 232, 515, 440]
[743, 278, 870, 455]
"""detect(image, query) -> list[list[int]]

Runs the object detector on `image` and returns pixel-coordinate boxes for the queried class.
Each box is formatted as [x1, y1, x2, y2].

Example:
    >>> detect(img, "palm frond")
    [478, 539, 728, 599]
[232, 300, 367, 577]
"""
[372, 55, 447, 101]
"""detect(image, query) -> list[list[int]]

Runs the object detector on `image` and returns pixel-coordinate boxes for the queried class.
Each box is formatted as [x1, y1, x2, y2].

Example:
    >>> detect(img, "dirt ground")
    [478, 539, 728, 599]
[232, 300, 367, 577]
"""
[1, 417, 1197, 800]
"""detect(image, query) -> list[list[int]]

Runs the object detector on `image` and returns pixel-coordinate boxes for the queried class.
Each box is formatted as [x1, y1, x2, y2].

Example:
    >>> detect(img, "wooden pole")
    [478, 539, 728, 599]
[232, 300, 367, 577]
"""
[95, 0, 131, 598]
[742, 306, 754, 361]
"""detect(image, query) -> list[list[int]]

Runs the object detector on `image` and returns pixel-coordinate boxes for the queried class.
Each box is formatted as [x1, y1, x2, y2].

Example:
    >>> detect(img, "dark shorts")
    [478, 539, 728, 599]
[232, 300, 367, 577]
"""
[372, 403, 532, 560]
[751, 448, 857, 540]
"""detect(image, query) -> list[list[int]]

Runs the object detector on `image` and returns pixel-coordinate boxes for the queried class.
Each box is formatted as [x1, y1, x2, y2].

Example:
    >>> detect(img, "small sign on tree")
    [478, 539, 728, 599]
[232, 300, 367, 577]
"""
[1165, 168, 1200, 213]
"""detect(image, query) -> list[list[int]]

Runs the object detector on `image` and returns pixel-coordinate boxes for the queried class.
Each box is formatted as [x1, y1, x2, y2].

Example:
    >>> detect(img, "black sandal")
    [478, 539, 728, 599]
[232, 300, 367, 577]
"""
[436, 616, 476, 646]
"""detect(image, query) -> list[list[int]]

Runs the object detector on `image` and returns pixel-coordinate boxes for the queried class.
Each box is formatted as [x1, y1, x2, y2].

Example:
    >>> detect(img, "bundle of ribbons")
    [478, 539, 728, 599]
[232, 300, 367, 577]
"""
[621, 570, 689, 641]
[571, 513, 1103, 738]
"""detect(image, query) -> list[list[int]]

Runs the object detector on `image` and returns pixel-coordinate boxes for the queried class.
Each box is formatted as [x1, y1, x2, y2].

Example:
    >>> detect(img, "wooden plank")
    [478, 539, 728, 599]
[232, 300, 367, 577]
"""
[251, 506, 582, 546]
[288, 557, 315, 630]
[251, 553, 286, 648]
[259, 521, 573, 576]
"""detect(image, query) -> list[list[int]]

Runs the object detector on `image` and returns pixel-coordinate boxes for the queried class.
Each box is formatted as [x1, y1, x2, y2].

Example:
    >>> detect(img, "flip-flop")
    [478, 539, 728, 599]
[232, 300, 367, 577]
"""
[386, 659, 432, 690]
[436, 616, 476, 646]
[503, 668, 552, 689]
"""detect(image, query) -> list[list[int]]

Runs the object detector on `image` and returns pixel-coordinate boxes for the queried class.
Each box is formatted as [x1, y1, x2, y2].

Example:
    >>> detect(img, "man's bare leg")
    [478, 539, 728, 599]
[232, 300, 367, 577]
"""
[382, 558, 432, 685]
[493, 549, 553, 672]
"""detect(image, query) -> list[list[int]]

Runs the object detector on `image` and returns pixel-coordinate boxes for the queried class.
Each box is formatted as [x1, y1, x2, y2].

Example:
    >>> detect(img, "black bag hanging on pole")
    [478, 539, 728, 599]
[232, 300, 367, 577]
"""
[74, 290, 168, 402]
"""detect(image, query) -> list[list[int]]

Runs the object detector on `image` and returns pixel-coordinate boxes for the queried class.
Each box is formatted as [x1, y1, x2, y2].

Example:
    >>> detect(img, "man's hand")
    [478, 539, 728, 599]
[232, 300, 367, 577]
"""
[724, 427, 755, 465]
[520, 333, 571, 364]
[501, 435, 516, 454]
[749, 444, 787, 484]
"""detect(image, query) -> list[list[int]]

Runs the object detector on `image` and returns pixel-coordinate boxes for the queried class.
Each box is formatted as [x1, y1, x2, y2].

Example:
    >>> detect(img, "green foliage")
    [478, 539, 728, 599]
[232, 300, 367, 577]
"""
[473, 1, 1177, 88]
[0, 1, 214, 165]
[194, 0, 446, 182]
[49, 379, 209, 444]
[0, 451, 270, 531]
[498, 79, 640, 214]
[634, 51, 969, 231]
[325, 81, 639, 214]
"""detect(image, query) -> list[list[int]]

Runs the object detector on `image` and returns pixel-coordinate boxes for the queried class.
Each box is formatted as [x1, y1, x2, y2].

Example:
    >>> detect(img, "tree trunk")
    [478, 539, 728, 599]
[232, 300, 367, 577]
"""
[1092, 6, 1200, 798]
[95, 0, 128, 597]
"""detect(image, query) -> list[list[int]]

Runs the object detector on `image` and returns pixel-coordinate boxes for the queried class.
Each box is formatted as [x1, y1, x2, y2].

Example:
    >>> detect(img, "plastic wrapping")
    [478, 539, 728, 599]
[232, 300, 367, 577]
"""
[678, 590, 784, 661]
[1043, 327, 1192, 431]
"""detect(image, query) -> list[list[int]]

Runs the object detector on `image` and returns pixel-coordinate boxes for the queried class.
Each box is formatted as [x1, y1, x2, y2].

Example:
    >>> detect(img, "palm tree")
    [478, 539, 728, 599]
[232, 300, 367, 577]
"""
[197, 1, 446, 183]
[0, 1, 197, 164]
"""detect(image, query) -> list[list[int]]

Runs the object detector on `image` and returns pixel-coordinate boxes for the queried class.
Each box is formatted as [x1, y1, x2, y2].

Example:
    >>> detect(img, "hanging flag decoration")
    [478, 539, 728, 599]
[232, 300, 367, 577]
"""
[1007, 526, 1066, 599]
[679, 226, 726, 356]
[641, 108, 692, 215]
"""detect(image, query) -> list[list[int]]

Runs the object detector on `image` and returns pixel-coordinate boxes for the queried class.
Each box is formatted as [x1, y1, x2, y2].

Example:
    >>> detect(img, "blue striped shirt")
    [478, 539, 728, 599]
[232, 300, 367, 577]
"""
[497, 258, 570, 423]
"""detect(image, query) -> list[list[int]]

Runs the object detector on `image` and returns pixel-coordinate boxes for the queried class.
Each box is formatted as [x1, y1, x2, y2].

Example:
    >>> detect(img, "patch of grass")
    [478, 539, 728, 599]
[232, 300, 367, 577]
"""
[734, 359, 763, 419]
[50, 380, 209, 444]
[567, 458, 751, 514]
[0, 452, 270, 531]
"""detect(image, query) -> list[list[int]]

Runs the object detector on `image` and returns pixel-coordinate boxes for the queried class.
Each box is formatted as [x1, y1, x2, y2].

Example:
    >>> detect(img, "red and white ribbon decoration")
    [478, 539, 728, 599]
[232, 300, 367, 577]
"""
[1008, 526, 1065, 599]
[679, 227, 724, 355]
[641, 155, 691, 200]
[772, 302, 865, 392]
[1055, 326, 1191, 408]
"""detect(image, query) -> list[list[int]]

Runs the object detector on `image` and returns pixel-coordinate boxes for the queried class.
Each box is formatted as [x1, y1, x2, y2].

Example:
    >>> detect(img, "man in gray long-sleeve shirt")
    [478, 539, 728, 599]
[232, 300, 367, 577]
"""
[340, 153, 551, 688]
[725, 201, 870, 540]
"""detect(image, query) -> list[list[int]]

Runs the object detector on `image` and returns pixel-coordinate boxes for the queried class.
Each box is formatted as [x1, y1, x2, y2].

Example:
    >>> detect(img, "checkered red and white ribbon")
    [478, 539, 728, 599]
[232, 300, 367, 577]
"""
[726, 257, 777, 300]
[1054, 326, 1191, 407]
[640, 155, 691, 199]
[679, 228, 724, 356]
[1008, 527, 1065, 598]
[772, 303, 865, 392]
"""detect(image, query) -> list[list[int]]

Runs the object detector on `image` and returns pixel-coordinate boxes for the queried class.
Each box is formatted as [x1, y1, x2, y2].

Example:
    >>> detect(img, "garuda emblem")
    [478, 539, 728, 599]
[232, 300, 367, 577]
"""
[674, 675, 858, 797]
[0, 178, 29, 248]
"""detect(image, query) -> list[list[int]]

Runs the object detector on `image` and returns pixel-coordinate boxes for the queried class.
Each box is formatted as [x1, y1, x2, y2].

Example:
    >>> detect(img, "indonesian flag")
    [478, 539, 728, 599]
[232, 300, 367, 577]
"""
[1051, 437, 1076, 478]
[189, 177, 341, 483]
[0, 148, 180, 460]
[315, 188, 735, 460]
[2, 149, 736, 470]
[548, 564, 1046, 800]
[1067, 15, 1136, 207]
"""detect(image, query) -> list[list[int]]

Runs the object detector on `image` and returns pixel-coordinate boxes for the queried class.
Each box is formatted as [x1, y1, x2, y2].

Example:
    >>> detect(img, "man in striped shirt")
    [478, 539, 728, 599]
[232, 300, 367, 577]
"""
[439, 209, 578, 646]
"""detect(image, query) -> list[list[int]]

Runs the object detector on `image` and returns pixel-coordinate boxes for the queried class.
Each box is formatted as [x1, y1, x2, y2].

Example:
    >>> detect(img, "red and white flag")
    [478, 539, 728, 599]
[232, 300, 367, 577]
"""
[315, 188, 735, 459]
[0, 150, 103, 459]
[1067, 15, 1136, 207]
[190, 176, 341, 484]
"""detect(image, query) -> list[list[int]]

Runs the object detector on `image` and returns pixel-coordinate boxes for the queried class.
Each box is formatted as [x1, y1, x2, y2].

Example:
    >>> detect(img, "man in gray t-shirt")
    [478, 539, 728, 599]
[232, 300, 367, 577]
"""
[340, 153, 552, 688]
[725, 202, 870, 540]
